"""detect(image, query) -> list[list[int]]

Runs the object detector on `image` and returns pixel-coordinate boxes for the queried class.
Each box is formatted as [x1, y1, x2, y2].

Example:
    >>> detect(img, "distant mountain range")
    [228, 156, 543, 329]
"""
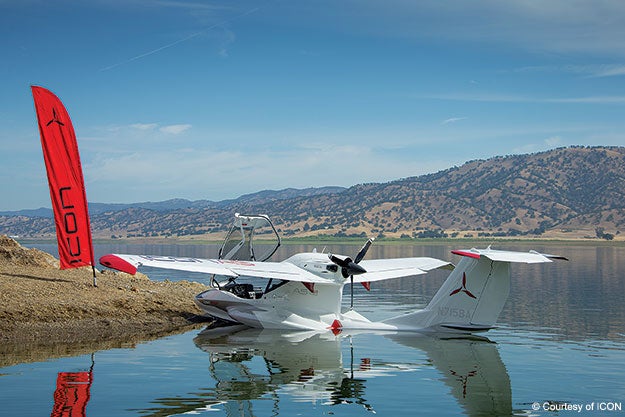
[0, 187, 347, 218]
[2, 146, 623, 240]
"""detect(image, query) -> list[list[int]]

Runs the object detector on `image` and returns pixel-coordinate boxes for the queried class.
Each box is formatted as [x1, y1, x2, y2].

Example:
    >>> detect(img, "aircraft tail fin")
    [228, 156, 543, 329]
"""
[385, 248, 567, 332]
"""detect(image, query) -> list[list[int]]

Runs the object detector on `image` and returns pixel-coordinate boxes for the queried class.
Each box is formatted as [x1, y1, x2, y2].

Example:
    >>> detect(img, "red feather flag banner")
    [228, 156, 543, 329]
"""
[31, 86, 97, 285]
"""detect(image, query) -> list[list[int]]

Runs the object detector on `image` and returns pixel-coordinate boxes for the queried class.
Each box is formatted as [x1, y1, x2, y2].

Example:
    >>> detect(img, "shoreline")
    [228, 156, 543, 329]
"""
[15, 235, 625, 246]
[0, 236, 212, 359]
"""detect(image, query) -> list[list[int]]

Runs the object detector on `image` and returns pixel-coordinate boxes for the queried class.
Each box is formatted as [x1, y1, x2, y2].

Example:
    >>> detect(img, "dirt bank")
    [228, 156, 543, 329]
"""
[0, 235, 211, 353]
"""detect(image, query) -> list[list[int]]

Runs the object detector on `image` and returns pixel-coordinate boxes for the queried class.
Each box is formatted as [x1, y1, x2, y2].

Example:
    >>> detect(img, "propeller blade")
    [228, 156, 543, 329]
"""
[354, 238, 374, 264]
[329, 254, 351, 268]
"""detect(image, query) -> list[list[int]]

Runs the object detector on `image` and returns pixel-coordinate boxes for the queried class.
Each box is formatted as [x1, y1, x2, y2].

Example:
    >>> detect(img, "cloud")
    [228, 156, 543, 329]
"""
[514, 64, 625, 78]
[159, 124, 192, 134]
[441, 117, 468, 125]
[131, 123, 158, 130]
[588, 65, 625, 78]
[84, 141, 450, 202]
[98, 4, 261, 71]
[337, 0, 625, 57]
[512, 136, 565, 154]
[120, 122, 192, 135]
[545, 136, 563, 147]
[423, 93, 625, 104]
[215, 27, 236, 57]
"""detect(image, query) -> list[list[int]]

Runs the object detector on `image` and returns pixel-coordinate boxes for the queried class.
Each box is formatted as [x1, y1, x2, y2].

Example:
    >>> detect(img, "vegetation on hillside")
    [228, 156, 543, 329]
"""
[2, 146, 623, 240]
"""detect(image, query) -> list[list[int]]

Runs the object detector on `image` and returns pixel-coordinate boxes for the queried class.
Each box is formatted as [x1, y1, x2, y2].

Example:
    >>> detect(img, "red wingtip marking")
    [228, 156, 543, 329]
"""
[328, 319, 342, 335]
[451, 250, 481, 259]
[361, 281, 371, 291]
[303, 282, 315, 293]
[99, 255, 137, 275]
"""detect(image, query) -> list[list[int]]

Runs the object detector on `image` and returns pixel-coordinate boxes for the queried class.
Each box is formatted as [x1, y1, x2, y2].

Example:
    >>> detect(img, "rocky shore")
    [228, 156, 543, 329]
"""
[0, 235, 210, 357]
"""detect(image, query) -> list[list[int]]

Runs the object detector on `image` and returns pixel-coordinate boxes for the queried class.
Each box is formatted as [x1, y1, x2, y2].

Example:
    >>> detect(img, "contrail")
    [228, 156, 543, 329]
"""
[99, 6, 261, 72]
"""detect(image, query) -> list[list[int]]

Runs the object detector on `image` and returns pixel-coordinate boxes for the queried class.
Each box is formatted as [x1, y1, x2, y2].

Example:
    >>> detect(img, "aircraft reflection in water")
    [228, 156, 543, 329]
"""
[196, 326, 375, 412]
[142, 326, 512, 416]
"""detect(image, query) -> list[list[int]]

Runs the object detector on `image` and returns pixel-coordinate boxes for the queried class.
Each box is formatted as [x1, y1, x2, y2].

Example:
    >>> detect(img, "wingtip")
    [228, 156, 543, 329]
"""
[546, 255, 570, 261]
[530, 250, 569, 261]
[99, 254, 137, 275]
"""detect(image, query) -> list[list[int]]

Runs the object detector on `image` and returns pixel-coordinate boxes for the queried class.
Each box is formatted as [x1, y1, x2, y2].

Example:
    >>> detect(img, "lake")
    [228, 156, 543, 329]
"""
[1, 242, 624, 416]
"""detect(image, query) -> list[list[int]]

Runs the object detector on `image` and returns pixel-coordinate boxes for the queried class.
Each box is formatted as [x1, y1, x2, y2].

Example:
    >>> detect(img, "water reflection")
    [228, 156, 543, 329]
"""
[388, 333, 511, 417]
[138, 326, 512, 417]
[49, 355, 94, 417]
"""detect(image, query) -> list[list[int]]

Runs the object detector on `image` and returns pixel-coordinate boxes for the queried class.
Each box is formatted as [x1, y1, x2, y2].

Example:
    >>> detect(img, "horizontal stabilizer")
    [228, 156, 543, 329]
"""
[451, 248, 568, 263]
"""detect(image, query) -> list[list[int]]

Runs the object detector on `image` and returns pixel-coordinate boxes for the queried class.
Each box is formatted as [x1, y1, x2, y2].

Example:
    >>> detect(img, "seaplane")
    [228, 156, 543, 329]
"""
[99, 213, 567, 333]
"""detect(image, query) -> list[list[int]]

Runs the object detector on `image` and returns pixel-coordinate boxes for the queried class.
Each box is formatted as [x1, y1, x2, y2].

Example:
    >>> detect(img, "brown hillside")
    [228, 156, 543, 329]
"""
[1, 146, 624, 239]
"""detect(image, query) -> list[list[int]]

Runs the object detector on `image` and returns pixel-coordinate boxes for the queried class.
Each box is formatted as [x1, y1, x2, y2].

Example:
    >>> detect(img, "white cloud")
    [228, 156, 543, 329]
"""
[545, 136, 563, 147]
[423, 93, 625, 104]
[441, 117, 468, 125]
[588, 65, 625, 78]
[514, 64, 625, 78]
[101, 122, 192, 136]
[84, 141, 447, 202]
[159, 124, 192, 135]
[334, 0, 625, 57]
[512, 136, 565, 154]
[131, 123, 158, 130]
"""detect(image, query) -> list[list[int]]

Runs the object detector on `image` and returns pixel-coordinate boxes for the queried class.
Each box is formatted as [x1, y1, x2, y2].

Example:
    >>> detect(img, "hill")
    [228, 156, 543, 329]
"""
[1, 146, 623, 240]
[0, 187, 346, 218]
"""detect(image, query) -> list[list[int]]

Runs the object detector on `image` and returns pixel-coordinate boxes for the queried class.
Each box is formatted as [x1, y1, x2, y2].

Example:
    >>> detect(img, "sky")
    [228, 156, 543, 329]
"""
[2, 0, 625, 211]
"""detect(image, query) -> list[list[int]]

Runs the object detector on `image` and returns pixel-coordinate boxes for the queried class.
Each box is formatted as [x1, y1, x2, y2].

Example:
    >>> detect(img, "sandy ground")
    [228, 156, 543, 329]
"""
[0, 235, 212, 365]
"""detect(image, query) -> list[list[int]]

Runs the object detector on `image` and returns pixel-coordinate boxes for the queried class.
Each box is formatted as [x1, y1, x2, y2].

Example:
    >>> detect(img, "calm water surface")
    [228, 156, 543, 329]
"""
[2, 242, 624, 416]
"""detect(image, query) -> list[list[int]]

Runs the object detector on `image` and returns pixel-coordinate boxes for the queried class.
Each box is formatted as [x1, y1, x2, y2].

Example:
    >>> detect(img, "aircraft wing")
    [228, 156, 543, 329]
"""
[354, 257, 454, 283]
[99, 254, 331, 284]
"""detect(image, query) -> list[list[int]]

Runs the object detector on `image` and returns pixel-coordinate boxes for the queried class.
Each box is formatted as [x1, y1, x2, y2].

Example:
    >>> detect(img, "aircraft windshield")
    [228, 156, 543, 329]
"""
[219, 213, 281, 262]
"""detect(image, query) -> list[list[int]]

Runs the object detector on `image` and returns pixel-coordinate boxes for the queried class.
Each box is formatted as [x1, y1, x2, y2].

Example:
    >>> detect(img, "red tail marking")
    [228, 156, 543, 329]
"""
[361, 281, 371, 291]
[449, 272, 477, 299]
[302, 282, 315, 293]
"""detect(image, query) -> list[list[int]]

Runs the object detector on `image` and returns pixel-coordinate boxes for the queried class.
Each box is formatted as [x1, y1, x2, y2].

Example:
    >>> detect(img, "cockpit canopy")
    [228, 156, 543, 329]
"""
[219, 213, 281, 262]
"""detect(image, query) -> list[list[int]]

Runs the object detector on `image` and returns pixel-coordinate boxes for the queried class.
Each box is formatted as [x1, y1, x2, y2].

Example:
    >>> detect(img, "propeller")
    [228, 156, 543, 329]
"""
[329, 238, 374, 309]
[328, 254, 367, 278]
